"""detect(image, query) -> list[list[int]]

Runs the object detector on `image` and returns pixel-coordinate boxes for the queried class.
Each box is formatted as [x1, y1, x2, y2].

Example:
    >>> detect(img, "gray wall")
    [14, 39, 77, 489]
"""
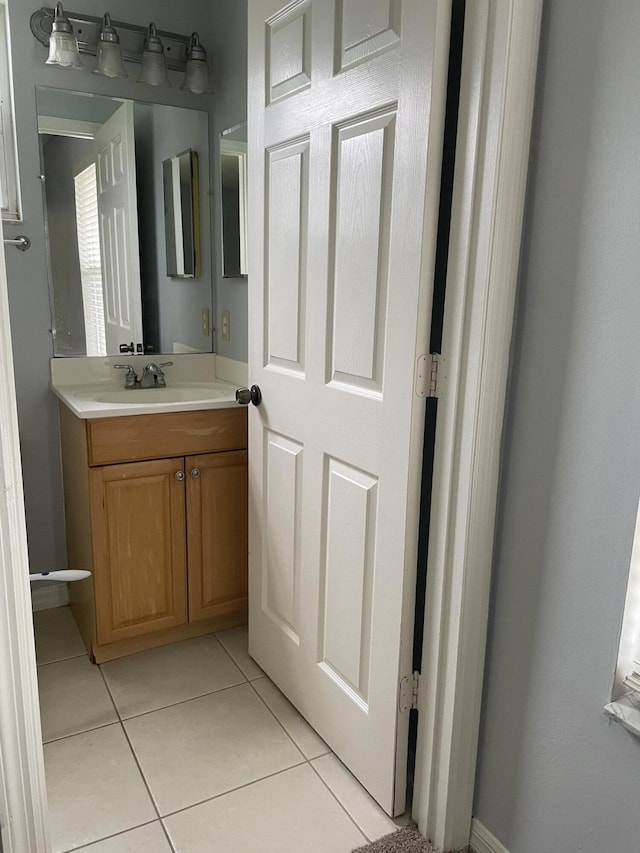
[473, 0, 640, 850]
[2, 0, 237, 573]
[209, 0, 248, 362]
[42, 135, 92, 355]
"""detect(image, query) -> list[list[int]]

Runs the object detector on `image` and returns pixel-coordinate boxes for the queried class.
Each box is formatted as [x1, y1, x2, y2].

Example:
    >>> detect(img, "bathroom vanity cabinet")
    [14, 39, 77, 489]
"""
[58, 404, 248, 662]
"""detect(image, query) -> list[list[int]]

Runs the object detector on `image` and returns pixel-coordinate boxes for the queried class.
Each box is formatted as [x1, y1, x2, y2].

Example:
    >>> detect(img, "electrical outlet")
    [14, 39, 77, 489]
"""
[222, 309, 230, 341]
[201, 307, 209, 336]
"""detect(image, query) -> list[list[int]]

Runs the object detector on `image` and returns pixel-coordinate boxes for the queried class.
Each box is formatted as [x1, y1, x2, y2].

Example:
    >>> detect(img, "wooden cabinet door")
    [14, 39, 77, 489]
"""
[90, 458, 187, 645]
[187, 450, 248, 622]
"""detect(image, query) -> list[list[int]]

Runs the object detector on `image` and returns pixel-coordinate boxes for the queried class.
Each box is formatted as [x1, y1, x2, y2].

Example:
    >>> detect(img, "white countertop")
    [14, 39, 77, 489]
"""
[50, 354, 247, 419]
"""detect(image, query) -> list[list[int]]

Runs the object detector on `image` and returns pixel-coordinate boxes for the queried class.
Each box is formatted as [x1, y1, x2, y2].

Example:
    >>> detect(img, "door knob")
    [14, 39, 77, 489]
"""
[175, 471, 185, 481]
[190, 468, 200, 479]
[236, 385, 262, 406]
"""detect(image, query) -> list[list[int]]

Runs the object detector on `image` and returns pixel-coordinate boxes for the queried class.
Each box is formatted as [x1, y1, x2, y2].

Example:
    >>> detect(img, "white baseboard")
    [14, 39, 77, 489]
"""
[470, 819, 510, 853]
[31, 582, 69, 612]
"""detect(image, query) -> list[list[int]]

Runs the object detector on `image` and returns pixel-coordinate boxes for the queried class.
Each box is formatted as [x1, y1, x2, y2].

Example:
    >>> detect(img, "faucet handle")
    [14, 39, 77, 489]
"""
[155, 362, 173, 388]
[114, 364, 138, 388]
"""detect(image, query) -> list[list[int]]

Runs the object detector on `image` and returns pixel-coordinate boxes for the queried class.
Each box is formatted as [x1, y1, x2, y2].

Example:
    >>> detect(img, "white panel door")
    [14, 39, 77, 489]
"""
[248, 0, 449, 815]
[93, 101, 143, 354]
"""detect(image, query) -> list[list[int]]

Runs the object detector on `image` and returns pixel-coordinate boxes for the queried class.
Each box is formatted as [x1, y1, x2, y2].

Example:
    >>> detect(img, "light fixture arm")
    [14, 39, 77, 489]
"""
[30, 7, 192, 71]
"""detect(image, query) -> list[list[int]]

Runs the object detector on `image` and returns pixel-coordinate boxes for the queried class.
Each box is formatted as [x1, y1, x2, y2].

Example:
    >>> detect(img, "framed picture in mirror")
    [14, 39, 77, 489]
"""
[163, 148, 201, 279]
[220, 123, 247, 278]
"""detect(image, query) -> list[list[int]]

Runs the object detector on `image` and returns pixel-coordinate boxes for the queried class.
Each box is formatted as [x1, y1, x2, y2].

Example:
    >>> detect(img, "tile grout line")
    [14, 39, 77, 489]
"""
[96, 629, 252, 722]
[98, 636, 313, 835]
[95, 652, 307, 849]
[61, 818, 160, 853]
[214, 632, 264, 682]
[247, 677, 310, 762]
[36, 651, 87, 669]
[97, 665, 178, 853]
[50, 628, 367, 849]
[42, 718, 120, 746]
[99, 674, 250, 723]
[40, 649, 251, 743]
[307, 758, 375, 844]
[159, 759, 309, 822]
[40, 647, 118, 745]
[245, 676, 370, 842]
[108, 639, 384, 844]
[34, 617, 157, 852]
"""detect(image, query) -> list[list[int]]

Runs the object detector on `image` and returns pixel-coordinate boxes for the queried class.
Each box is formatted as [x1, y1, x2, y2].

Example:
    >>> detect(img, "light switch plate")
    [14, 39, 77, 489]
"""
[201, 307, 209, 336]
[222, 309, 230, 341]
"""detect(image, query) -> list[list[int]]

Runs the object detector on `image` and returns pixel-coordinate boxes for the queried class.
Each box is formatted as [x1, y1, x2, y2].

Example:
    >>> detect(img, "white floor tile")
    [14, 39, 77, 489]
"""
[215, 625, 264, 680]
[125, 682, 304, 815]
[252, 676, 330, 759]
[101, 635, 246, 718]
[33, 606, 85, 665]
[38, 656, 117, 743]
[44, 724, 156, 853]
[164, 763, 366, 853]
[72, 822, 171, 852]
[311, 753, 397, 842]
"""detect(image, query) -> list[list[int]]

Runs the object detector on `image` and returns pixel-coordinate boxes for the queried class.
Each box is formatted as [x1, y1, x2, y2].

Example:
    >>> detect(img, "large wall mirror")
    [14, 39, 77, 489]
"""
[37, 86, 212, 357]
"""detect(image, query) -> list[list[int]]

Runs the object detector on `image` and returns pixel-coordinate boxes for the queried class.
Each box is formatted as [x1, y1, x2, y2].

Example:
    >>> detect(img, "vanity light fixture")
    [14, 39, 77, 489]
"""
[137, 23, 171, 88]
[181, 32, 212, 95]
[45, 2, 83, 70]
[93, 13, 127, 79]
[30, 8, 213, 94]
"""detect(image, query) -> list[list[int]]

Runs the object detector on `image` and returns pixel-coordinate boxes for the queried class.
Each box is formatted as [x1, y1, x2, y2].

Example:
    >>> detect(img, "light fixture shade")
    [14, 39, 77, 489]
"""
[137, 23, 171, 87]
[93, 13, 127, 78]
[45, 3, 83, 69]
[94, 41, 128, 78]
[181, 32, 212, 95]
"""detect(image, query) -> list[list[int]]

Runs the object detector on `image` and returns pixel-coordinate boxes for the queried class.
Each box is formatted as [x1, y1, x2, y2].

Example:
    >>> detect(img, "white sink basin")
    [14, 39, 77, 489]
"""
[51, 355, 245, 419]
[72, 384, 234, 405]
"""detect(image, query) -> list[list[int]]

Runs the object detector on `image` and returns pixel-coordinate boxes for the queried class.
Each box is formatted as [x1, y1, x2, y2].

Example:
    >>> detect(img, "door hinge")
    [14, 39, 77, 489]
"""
[415, 354, 441, 398]
[399, 671, 421, 712]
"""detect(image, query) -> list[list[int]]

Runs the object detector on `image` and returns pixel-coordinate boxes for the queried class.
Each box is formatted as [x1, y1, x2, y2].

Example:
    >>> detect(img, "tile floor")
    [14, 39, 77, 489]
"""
[34, 607, 400, 852]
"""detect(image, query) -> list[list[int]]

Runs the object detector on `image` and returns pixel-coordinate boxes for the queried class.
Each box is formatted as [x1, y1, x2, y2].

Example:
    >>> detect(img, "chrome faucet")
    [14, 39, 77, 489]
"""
[139, 362, 173, 389]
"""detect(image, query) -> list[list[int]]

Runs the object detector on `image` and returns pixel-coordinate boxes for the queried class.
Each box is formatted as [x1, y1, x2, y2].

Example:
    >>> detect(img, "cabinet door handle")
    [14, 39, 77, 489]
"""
[190, 468, 200, 479]
[175, 471, 185, 481]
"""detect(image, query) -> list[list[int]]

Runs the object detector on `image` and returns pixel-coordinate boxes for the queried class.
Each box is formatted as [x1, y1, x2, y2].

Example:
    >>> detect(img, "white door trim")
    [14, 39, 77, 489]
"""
[0, 234, 49, 850]
[412, 0, 542, 849]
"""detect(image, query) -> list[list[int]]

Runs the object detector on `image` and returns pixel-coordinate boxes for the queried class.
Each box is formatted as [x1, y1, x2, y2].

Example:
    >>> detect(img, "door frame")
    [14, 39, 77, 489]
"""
[0, 235, 49, 850]
[0, 0, 541, 849]
[413, 0, 542, 849]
